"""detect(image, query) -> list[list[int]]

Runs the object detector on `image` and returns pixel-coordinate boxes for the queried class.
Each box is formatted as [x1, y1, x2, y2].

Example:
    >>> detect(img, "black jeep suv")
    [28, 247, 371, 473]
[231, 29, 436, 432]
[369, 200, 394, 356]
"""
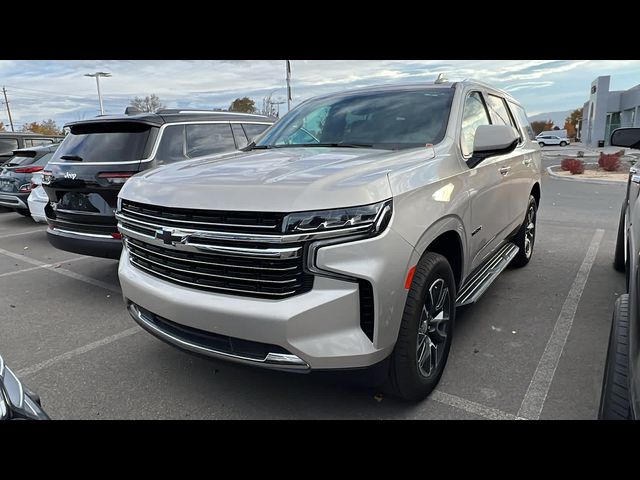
[42, 110, 274, 259]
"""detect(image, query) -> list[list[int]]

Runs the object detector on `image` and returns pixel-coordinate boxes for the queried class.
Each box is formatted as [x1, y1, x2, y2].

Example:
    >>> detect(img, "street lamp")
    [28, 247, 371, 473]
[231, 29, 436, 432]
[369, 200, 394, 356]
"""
[84, 72, 112, 115]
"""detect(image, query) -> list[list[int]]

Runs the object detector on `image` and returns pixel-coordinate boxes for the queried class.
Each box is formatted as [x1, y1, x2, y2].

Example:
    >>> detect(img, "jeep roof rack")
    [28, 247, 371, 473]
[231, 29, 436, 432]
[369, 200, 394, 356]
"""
[155, 109, 267, 117]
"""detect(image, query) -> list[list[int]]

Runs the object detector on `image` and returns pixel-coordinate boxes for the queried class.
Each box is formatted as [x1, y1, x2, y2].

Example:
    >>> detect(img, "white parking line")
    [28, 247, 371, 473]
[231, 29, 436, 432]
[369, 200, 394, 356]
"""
[0, 246, 121, 294]
[16, 327, 142, 378]
[0, 228, 46, 239]
[517, 228, 605, 420]
[0, 256, 89, 279]
[430, 390, 520, 420]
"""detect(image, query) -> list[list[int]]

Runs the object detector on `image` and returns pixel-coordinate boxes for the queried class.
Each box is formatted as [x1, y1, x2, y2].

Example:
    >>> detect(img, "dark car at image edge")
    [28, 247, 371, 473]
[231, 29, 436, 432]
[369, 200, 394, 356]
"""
[42, 109, 274, 259]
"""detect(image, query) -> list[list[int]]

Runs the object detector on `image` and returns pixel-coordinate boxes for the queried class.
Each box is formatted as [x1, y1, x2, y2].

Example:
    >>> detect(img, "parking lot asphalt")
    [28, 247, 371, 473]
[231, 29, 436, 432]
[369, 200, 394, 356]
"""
[0, 161, 627, 419]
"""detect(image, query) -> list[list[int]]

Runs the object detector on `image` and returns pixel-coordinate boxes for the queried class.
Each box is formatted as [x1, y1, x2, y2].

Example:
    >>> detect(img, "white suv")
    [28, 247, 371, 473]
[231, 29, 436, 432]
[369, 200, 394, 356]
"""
[536, 134, 569, 147]
[116, 80, 542, 400]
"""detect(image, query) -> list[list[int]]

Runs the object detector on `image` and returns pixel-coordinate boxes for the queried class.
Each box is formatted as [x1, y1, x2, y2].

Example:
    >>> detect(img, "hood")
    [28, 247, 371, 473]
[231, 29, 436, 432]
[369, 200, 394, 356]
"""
[120, 146, 435, 212]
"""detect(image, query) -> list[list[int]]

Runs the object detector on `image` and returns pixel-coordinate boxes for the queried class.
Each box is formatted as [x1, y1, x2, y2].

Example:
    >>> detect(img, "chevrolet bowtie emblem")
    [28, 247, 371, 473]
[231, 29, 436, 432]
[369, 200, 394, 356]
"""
[155, 227, 189, 246]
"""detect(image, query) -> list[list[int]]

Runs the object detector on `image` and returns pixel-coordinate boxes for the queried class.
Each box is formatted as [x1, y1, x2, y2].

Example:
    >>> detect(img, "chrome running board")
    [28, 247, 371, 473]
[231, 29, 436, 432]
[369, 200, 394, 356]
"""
[455, 242, 519, 307]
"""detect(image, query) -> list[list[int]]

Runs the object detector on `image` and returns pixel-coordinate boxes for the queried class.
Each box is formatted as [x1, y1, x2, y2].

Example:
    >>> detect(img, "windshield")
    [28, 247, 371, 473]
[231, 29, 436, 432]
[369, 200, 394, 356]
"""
[256, 88, 454, 150]
[51, 122, 153, 163]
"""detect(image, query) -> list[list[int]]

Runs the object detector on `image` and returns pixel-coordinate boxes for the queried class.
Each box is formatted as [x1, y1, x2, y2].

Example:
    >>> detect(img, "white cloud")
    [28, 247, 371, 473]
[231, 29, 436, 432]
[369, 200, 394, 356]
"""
[2, 60, 640, 128]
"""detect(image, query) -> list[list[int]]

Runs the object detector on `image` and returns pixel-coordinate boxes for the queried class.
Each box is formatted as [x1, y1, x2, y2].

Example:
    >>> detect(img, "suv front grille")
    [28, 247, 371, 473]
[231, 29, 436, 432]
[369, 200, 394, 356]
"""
[119, 200, 315, 299]
[121, 199, 284, 233]
[126, 238, 313, 299]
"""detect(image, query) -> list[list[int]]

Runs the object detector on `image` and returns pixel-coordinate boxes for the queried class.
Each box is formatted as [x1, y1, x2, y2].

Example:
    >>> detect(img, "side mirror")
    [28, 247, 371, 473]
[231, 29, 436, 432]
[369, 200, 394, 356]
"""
[610, 128, 640, 149]
[468, 125, 520, 168]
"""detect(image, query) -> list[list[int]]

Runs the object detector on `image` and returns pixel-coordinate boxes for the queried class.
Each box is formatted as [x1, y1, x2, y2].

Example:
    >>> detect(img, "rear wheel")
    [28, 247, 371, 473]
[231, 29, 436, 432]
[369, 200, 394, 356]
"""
[388, 252, 456, 401]
[614, 202, 627, 272]
[599, 294, 632, 420]
[510, 195, 537, 268]
[560, 141, 567, 146]
[538, 142, 545, 147]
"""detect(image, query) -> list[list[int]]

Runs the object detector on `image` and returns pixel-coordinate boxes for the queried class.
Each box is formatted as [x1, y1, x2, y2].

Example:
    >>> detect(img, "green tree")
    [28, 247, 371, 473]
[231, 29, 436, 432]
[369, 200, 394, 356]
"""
[566, 108, 582, 128]
[21, 119, 62, 135]
[129, 94, 166, 113]
[229, 97, 257, 114]
[531, 120, 554, 136]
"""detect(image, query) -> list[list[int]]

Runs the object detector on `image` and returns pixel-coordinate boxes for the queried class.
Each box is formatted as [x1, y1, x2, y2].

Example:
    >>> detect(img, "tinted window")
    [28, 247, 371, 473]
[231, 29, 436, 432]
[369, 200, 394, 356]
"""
[508, 101, 535, 141]
[257, 89, 454, 150]
[461, 92, 491, 157]
[486, 95, 514, 127]
[51, 122, 152, 163]
[5, 155, 36, 167]
[243, 123, 270, 143]
[155, 125, 186, 165]
[35, 152, 54, 166]
[0, 139, 19, 156]
[231, 124, 248, 149]
[185, 123, 236, 158]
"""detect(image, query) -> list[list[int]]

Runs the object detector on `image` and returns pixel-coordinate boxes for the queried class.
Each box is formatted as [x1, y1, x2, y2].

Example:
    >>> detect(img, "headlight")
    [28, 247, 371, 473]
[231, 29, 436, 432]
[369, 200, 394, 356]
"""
[283, 199, 392, 238]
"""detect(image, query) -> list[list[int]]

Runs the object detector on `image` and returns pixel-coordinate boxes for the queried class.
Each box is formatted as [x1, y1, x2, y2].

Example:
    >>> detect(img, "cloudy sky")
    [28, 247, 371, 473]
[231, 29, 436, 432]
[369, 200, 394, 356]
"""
[1, 60, 639, 129]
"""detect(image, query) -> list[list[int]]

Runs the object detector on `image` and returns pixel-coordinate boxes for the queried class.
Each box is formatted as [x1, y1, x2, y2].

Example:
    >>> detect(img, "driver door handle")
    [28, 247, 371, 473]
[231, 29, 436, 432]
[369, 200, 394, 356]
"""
[499, 166, 511, 176]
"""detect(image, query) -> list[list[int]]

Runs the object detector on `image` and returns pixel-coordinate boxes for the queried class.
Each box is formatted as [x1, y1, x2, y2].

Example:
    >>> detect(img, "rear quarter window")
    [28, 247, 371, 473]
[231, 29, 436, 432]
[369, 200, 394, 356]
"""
[0, 139, 19, 156]
[242, 123, 270, 143]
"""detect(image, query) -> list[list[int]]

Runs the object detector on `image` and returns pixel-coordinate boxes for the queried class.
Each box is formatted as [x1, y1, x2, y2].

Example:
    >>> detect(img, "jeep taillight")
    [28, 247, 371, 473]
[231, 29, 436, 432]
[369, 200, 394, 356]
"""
[97, 172, 135, 185]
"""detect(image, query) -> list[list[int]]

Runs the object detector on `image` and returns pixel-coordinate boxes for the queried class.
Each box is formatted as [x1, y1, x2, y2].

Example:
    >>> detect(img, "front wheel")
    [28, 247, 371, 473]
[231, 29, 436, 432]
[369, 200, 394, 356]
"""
[511, 195, 537, 268]
[538, 142, 545, 147]
[388, 252, 456, 401]
[560, 141, 567, 146]
[16, 209, 31, 217]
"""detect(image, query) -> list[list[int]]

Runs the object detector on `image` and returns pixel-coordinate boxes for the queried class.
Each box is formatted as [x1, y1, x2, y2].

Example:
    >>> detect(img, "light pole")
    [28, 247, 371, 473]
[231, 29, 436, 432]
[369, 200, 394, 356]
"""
[84, 72, 111, 115]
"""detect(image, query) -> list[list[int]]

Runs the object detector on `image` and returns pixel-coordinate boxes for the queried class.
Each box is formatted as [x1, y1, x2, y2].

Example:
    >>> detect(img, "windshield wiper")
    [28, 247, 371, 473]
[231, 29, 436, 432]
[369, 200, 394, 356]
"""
[274, 143, 374, 149]
[241, 142, 272, 151]
[60, 155, 84, 161]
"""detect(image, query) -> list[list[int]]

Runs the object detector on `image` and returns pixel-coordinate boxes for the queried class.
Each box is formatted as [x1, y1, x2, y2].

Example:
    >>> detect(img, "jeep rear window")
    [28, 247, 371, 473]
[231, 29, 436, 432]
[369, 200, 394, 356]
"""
[257, 89, 454, 150]
[50, 122, 154, 163]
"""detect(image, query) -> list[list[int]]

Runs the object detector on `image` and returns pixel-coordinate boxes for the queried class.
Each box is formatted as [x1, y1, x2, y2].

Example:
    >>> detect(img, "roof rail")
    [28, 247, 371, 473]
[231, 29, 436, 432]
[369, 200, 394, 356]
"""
[156, 109, 267, 117]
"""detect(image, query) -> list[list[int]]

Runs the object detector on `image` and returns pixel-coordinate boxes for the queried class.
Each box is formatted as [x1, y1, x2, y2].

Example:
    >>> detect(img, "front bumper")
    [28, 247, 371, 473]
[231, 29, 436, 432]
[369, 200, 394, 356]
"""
[0, 192, 28, 211]
[47, 227, 122, 259]
[119, 227, 415, 370]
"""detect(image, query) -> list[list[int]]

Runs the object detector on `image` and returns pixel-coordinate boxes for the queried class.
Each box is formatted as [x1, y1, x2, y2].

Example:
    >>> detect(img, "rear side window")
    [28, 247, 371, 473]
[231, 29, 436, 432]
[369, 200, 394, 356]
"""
[507, 101, 535, 141]
[242, 123, 270, 143]
[460, 92, 491, 157]
[486, 95, 515, 127]
[0, 139, 19, 156]
[185, 123, 236, 158]
[155, 125, 186, 165]
[24, 138, 54, 148]
[51, 122, 153, 163]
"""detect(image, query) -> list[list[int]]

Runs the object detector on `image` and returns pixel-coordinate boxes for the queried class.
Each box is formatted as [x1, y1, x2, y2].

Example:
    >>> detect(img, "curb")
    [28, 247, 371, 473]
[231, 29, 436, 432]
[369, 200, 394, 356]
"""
[545, 165, 627, 186]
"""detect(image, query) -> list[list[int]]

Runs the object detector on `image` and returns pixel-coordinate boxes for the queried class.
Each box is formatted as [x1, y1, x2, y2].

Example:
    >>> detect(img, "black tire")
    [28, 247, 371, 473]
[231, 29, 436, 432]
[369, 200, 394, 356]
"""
[510, 195, 537, 268]
[538, 142, 545, 147]
[388, 252, 456, 401]
[560, 141, 567, 147]
[599, 294, 632, 420]
[16, 209, 31, 217]
[614, 202, 626, 272]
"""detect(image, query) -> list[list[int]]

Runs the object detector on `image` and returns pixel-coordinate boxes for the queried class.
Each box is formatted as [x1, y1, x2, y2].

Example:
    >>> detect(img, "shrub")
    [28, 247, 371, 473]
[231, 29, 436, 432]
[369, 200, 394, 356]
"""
[561, 158, 584, 174]
[598, 152, 621, 172]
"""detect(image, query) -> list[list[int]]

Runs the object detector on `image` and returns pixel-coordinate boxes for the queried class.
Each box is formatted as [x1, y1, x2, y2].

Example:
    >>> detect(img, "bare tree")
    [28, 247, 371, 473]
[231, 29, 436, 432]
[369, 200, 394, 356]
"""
[129, 94, 166, 113]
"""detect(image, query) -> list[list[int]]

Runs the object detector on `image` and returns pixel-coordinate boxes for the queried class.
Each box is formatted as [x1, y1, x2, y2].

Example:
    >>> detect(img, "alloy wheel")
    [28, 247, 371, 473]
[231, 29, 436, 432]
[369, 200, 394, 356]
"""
[416, 278, 451, 378]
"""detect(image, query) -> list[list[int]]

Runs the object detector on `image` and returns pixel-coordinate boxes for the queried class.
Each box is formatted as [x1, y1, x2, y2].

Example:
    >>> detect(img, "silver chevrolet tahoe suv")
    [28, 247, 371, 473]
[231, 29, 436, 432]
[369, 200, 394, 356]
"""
[116, 80, 541, 400]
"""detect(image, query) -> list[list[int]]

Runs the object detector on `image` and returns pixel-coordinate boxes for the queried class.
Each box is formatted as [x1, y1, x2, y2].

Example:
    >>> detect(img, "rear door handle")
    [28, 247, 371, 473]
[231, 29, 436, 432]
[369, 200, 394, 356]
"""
[499, 166, 511, 175]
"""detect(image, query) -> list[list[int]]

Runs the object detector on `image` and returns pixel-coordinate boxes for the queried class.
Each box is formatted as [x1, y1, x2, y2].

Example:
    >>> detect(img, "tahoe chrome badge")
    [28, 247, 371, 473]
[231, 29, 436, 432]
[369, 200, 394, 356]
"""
[155, 227, 189, 246]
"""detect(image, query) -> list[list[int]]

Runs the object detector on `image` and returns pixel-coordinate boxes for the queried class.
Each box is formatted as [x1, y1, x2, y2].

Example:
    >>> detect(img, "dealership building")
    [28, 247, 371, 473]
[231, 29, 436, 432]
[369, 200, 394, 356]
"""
[579, 75, 640, 147]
